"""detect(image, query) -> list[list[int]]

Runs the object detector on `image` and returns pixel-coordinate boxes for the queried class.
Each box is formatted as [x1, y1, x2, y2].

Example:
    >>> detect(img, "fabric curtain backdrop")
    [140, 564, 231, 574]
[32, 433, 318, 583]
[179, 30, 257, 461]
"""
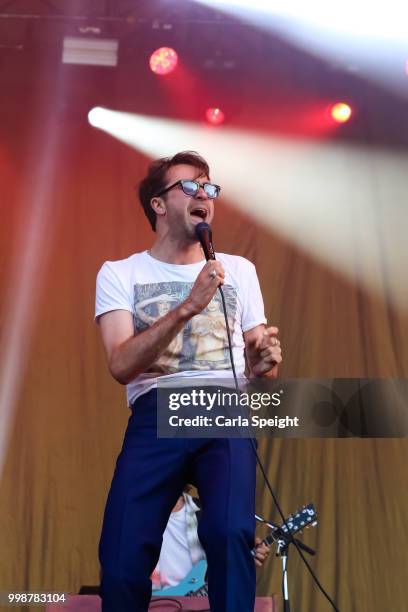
[0, 44, 407, 612]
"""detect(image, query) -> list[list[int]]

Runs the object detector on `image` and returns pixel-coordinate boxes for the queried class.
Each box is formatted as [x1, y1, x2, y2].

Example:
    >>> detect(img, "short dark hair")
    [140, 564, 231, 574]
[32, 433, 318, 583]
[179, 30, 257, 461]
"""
[138, 151, 210, 231]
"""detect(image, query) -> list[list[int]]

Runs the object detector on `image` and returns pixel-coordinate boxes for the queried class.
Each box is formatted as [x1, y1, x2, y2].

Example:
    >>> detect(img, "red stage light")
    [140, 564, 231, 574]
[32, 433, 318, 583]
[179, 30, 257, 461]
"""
[149, 47, 178, 75]
[205, 107, 225, 125]
[330, 102, 352, 124]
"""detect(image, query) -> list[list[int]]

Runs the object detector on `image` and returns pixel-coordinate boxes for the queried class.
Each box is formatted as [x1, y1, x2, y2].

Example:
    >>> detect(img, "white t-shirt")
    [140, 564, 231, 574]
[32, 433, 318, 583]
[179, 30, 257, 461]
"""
[95, 250, 266, 405]
[151, 494, 205, 590]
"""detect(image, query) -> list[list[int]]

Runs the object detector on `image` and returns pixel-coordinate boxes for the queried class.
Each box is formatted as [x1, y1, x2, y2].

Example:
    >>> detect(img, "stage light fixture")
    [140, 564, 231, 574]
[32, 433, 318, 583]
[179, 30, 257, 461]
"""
[149, 47, 179, 75]
[205, 107, 225, 125]
[88, 107, 105, 128]
[62, 37, 118, 66]
[330, 102, 352, 124]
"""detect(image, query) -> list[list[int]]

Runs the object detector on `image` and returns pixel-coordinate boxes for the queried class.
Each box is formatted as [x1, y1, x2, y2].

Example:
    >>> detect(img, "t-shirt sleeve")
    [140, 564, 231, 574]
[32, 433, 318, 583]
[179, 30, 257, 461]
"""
[240, 260, 267, 332]
[95, 261, 133, 322]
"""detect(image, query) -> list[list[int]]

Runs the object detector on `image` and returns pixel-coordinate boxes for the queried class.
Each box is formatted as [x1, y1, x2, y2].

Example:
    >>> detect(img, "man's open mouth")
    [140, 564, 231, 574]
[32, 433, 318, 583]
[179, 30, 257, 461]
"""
[190, 207, 208, 221]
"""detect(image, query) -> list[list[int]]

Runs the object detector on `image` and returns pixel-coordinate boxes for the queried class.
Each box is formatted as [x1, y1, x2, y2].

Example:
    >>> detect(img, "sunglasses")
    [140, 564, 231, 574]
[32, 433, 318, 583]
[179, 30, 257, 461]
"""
[155, 179, 221, 200]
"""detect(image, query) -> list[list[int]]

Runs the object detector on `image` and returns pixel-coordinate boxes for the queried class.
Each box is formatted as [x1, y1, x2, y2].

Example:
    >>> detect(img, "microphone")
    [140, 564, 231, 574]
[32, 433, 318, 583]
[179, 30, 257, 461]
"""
[195, 222, 216, 261]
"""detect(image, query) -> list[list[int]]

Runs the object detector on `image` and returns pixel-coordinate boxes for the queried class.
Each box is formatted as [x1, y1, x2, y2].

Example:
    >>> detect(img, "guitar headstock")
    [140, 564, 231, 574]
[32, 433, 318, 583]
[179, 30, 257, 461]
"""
[280, 503, 317, 536]
[257, 503, 318, 550]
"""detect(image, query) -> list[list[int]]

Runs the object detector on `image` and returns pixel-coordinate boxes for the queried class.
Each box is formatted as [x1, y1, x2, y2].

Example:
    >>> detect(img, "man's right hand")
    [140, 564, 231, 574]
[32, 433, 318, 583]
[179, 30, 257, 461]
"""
[183, 261, 225, 316]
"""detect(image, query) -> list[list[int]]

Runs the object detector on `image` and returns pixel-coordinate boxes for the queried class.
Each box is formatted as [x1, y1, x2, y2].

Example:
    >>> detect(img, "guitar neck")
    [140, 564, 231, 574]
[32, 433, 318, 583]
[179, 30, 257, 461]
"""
[189, 584, 209, 597]
[261, 533, 276, 547]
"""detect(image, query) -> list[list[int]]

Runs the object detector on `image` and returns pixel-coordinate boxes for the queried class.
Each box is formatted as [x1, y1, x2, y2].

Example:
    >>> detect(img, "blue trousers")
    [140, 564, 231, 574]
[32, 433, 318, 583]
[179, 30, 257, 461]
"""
[99, 390, 257, 612]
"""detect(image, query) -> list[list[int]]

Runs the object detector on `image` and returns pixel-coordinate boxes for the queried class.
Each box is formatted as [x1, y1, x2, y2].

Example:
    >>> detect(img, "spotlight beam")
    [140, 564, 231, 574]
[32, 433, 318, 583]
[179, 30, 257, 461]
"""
[194, 1, 408, 97]
[87, 108, 408, 311]
[0, 77, 67, 477]
[0, 127, 60, 478]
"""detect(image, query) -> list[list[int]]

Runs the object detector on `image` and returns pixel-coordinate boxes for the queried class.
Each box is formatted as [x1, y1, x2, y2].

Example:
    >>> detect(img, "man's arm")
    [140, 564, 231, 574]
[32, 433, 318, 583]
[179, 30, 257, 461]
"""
[244, 325, 282, 378]
[99, 306, 189, 384]
[98, 260, 225, 384]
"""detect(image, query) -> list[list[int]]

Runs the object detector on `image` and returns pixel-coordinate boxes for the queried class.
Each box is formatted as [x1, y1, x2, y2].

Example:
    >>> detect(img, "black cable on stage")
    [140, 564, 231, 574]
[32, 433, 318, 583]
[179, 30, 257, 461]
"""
[195, 221, 339, 610]
[218, 286, 239, 385]
[218, 286, 340, 612]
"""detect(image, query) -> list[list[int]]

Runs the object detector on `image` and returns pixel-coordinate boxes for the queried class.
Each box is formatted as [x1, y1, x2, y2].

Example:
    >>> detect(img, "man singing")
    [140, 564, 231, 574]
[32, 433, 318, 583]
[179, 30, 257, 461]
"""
[95, 151, 282, 611]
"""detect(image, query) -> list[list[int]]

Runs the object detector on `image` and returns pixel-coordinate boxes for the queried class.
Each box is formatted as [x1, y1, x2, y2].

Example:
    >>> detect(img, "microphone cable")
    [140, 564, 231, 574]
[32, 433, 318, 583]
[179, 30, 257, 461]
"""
[195, 222, 339, 610]
[218, 284, 340, 612]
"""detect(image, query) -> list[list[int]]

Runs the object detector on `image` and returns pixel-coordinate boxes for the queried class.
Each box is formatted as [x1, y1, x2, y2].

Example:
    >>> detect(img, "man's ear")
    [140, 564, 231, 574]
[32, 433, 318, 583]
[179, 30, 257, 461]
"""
[150, 197, 166, 218]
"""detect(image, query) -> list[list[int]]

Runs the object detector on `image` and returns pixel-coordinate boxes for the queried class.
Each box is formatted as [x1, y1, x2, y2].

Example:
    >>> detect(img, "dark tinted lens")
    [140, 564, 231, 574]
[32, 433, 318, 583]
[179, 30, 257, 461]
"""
[204, 183, 220, 198]
[181, 180, 199, 196]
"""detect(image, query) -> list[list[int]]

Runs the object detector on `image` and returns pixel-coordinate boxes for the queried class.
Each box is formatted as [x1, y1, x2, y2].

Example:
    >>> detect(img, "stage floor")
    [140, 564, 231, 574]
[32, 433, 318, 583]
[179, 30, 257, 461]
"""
[46, 595, 276, 611]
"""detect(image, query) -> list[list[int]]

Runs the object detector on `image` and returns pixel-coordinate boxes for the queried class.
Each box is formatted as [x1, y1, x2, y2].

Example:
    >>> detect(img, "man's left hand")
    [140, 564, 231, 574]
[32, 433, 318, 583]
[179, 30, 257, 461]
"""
[245, 325, 282, 378]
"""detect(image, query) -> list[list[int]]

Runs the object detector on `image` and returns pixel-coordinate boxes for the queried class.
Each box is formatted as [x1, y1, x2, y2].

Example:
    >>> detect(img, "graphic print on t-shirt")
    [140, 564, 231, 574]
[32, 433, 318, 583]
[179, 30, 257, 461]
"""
[133, 281, 237, 374]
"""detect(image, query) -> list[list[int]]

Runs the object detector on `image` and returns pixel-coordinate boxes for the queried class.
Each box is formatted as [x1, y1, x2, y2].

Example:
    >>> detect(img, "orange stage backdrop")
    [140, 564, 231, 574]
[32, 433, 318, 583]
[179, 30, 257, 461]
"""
[0, 53, 407, 612]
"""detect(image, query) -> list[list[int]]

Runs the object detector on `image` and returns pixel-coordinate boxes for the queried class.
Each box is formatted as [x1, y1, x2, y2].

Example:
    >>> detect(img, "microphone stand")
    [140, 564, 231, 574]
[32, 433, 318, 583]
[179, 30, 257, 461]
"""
[278, 536, 290, 612]
[255, 514, 316, 612]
